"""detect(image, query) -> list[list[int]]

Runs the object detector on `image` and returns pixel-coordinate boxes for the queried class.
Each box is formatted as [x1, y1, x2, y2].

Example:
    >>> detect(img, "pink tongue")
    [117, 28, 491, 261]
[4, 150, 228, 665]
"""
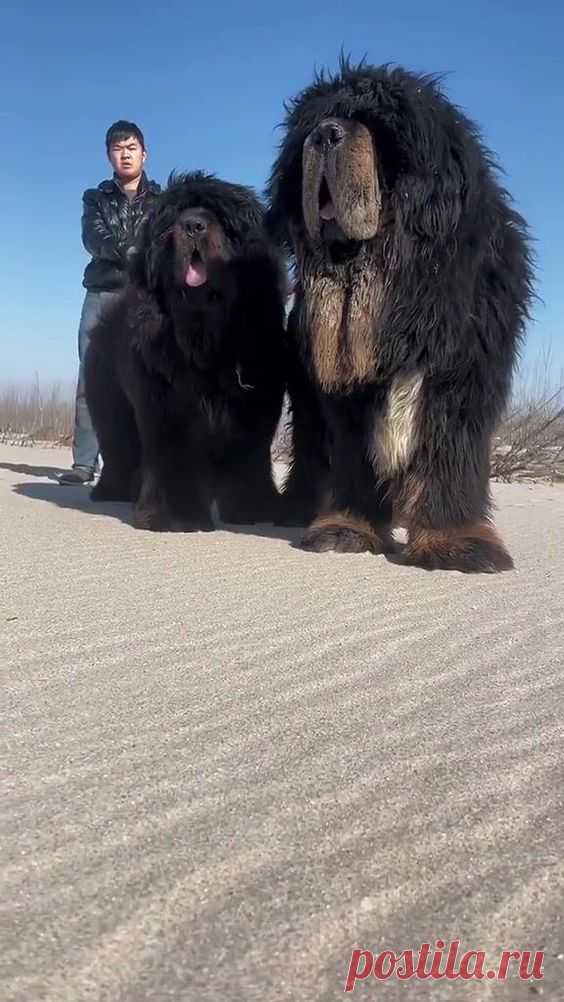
[320, 200, 336, 221]
[185, 259, 207, 287]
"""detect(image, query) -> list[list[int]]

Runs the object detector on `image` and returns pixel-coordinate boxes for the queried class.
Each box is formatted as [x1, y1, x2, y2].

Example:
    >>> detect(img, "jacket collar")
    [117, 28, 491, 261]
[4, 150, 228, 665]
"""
[98, 172, 160, 197]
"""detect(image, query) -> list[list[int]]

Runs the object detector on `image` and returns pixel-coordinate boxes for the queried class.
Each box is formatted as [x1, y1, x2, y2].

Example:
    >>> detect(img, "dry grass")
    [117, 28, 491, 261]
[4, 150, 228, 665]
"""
[492, 356, 564, 482]
[0, 377, 73, 447]
[3, 354, 563, 483]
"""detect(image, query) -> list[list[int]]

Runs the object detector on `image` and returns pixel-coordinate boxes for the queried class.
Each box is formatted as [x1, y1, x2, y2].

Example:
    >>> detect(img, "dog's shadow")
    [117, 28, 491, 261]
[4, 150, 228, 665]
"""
[14, 482, 136, 525]
[12, 482, 409, 558]
[12, 481, 307, 543]
[0, 462, 64, 481]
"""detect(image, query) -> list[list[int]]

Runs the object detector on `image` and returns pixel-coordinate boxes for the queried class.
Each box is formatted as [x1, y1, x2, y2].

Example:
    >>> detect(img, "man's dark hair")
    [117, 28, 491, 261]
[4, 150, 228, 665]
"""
[106, 120, 145, 152]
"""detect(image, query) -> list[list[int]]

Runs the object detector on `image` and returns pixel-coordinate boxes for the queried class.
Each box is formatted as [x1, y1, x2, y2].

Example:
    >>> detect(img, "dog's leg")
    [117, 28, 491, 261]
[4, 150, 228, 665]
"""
[134, 456, 213, 533]
[133, 464, 174, 531]
[133, 406, 213, 532]
[397, 389, 513, 573]
[300, 396, 394, 554]
[167, 445, 214, 532]
[217, 433, 280, 525]
[277, 331, 330, 526]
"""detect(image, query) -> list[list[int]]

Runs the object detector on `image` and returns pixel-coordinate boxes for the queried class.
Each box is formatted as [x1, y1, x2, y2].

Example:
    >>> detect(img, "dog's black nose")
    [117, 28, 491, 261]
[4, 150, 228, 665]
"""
[310, 120, 345, 149]
[184, 212, 208, 236]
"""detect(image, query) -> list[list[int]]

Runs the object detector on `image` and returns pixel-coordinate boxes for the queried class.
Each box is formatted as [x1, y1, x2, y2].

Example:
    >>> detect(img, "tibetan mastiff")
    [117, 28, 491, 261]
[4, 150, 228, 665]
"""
[85, 171, 320, 531]
[266, 59, 534, 572]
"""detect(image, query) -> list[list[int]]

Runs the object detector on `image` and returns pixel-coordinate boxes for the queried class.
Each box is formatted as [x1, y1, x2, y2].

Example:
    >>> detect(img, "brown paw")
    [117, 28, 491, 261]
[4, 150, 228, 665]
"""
[301, 525, 377, 553]
[300, 511, 394, 555]
[404, 524, 514, 573]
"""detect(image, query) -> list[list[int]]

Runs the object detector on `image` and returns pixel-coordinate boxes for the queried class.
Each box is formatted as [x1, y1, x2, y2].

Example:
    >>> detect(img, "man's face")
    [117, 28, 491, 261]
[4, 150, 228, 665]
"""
[108, 136, 146, 181]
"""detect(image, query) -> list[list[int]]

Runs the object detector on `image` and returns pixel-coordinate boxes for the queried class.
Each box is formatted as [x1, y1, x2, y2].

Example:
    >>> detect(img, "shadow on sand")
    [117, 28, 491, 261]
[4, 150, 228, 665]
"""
[0, 462, 65, 481]
[12, 481, 309, 544]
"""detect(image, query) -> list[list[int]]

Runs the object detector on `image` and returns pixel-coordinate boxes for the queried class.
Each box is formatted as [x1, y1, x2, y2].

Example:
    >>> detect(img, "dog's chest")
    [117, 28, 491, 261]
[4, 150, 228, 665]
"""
[200, 393, 230, 431]
[198, 365, 257, 431]
[302, 267, 384, 392]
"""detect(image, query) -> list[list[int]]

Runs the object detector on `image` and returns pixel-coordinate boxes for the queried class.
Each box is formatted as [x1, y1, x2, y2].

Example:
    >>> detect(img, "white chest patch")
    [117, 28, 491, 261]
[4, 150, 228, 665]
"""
[372, 372, 424, 476]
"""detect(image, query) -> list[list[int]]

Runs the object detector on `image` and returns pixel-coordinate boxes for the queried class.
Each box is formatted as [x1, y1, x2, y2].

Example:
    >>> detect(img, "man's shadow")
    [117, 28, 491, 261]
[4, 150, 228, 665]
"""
[12, 481, 306, 542]
[0, 462, 64, 481]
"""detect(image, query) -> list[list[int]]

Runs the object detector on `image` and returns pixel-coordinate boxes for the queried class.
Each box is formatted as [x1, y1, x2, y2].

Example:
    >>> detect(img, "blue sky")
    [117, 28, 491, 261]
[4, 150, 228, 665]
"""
[1, 0, 562, 386]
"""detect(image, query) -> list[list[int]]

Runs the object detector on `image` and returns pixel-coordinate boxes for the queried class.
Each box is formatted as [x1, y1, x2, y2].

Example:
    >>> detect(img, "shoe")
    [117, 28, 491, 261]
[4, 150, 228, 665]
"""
[58, 468, 95, 486]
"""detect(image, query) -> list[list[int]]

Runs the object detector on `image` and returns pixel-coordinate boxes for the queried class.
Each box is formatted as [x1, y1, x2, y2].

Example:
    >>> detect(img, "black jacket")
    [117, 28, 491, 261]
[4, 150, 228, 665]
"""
[82, 173, 161, 291]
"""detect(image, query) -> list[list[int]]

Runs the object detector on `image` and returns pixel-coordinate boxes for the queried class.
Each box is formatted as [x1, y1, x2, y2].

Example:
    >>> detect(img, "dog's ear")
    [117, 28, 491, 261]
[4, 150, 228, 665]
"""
[393, 124, 469, 244]
[265, 135, 306, 251]
[221, 191, 266, 252]
[264, 163, 294, 249]
[264, 200, 290, 249]
[398, 167, 465, 244]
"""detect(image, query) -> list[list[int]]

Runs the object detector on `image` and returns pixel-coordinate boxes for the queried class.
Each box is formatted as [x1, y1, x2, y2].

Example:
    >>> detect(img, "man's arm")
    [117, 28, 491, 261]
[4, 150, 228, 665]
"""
[81, 189, 125, 264]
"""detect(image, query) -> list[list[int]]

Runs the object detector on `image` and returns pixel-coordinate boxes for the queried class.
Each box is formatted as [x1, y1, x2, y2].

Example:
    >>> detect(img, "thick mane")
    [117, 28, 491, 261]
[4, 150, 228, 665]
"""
[266, 59, 534, 391]
[265, 61, 529, 261]
[155, 171, 265, 246]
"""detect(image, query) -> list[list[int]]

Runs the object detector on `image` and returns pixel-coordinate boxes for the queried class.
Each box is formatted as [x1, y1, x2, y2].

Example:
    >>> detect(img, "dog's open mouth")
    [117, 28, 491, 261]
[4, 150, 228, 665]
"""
[319, 177, 335, 221]
[185, 249, 208, 288]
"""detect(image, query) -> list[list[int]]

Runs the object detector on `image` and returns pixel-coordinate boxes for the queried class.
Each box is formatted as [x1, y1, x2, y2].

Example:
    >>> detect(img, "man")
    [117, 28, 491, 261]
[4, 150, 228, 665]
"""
[59, 120, 160, 485]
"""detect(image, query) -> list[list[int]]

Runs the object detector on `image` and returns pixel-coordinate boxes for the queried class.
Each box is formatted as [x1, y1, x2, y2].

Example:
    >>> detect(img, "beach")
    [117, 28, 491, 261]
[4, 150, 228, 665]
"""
[2, 443, 563, 1000]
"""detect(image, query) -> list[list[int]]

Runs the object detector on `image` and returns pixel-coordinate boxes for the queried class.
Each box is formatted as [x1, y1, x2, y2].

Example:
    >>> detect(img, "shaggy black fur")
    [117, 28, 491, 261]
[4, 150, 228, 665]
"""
[85, 171, 319, 531]
[266, 59, 535, 572]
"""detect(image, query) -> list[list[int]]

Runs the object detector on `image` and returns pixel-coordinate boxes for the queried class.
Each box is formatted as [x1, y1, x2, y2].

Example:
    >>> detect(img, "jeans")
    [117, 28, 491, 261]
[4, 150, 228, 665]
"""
[72, 290, 120, 471]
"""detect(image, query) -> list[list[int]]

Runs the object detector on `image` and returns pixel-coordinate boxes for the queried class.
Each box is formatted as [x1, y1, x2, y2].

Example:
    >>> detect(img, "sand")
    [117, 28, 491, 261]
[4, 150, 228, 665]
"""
[2, 443, 563, 1001]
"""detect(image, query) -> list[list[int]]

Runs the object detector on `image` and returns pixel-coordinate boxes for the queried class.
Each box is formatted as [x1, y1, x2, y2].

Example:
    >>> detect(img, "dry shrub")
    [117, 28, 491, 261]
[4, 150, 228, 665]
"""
[492, 386, 564, 483]
[3, 351, 563, 484]
[0, 376, 73, 446]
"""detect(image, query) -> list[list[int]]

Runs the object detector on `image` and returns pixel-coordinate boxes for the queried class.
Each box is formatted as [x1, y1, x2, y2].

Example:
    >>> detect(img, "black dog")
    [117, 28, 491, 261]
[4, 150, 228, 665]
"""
[85, 171, 319, 531]
[266, 59, 534, 572]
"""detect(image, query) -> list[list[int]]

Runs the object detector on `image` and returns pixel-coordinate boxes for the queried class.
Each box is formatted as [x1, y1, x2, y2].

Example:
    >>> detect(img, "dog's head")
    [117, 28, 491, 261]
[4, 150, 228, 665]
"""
[266, 59, 482, 267]
[131, 171, 265, 305]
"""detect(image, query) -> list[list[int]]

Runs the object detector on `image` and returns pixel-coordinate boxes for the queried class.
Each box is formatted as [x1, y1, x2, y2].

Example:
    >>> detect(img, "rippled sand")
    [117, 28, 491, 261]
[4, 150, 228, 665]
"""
[2, 444, 563, 1001]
